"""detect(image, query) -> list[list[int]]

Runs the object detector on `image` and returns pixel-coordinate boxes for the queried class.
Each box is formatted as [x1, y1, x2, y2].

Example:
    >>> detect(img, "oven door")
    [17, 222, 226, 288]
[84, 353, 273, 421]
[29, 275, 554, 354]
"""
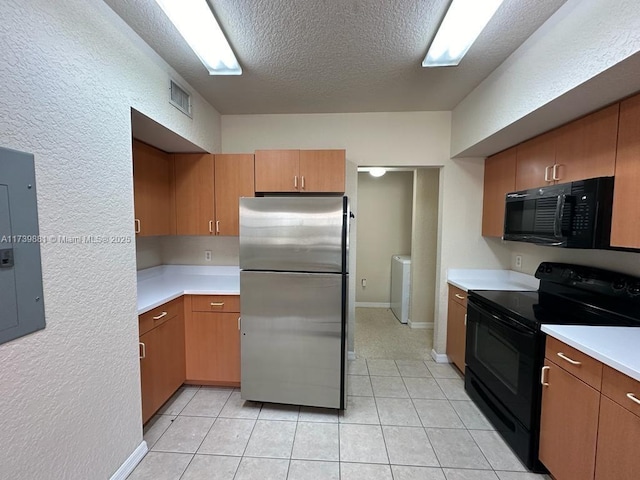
[465, 297, 539, 429]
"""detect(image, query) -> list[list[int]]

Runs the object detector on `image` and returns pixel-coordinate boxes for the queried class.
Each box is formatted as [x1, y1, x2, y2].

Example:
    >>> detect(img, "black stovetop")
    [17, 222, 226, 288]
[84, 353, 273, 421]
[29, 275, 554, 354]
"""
[468, 262, 640, 331]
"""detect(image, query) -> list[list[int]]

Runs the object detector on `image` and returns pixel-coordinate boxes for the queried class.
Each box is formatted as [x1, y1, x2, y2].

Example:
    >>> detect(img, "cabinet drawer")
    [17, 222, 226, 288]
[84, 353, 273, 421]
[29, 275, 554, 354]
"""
[139, 297, 183, 336]
[191, 295, 240, 313]
[602, 365, 640, 418]
[448, 285, 467, 308]
[545, 336, 603, 390]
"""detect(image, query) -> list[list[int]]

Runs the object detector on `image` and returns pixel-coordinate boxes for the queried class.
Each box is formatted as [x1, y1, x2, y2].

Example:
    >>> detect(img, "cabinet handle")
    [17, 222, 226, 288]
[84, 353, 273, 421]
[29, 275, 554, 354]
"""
[627, 393, 640, 405]
[541, 365, 550, 386]
[210, 302, 225, 307]
[557, 352, 581, 365]
[238, 316, 241, 331]
[135, 219, 141, 234]
[294, 175, 298, 189]
[464, 313, 467, 326]
[301, 176, 305, 189]
[215, 220, 220, 234]
[153, 311, 167, 320]
[139, 342, 146, 359]
[455, 294, 466, 300]
[552, 164, 561, 181]
[209, 220, 213, 233]
[544, 166, 552, 182]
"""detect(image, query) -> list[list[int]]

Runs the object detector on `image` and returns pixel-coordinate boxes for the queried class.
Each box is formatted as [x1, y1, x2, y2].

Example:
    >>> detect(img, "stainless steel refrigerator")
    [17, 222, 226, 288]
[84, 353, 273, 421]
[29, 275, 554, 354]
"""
[239, 196, 349, 410]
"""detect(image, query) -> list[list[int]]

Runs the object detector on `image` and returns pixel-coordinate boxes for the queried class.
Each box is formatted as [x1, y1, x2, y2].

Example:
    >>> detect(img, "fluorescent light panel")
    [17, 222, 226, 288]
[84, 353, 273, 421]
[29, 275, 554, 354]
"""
[423, 0, 504, 67]
[154, 0, 241, 75]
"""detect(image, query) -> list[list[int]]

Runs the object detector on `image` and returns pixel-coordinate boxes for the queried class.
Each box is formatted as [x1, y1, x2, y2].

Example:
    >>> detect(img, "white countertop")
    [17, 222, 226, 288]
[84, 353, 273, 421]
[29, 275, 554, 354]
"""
[542, 325, 640, 383]
[447, 269, 539, 292]
[137, 265, 240, 314]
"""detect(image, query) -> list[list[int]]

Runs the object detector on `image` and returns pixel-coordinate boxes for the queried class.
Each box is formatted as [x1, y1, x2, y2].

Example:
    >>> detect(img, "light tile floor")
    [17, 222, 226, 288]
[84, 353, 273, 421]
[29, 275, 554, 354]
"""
[129, 359, 551, 480]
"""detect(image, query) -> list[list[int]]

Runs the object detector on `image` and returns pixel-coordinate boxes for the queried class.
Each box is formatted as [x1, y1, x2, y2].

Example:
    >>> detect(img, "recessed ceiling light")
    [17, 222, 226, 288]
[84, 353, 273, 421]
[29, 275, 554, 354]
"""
[369, 168, 386, 178]
[154, 0, 241, 75]
[422, 0, 504, 67]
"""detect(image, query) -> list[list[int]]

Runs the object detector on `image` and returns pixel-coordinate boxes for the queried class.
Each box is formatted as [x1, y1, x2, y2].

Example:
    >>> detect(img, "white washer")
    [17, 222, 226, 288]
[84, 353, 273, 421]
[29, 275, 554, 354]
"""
[390, 255, 411, 324]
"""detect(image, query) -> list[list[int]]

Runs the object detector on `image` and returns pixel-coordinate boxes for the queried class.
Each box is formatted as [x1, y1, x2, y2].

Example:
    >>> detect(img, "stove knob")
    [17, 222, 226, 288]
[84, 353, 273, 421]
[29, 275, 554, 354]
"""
[629, 282, 640, 296]
[612, 278, 627, 291]
[545, 265, 553, 274]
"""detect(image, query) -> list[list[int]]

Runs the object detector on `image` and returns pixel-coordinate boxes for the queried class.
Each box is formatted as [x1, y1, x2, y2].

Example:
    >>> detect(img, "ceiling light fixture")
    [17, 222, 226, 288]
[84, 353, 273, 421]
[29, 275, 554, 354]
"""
[369, 168, 386, 178]
[154, 0, 241, 75]
[422, 0, 504, 67]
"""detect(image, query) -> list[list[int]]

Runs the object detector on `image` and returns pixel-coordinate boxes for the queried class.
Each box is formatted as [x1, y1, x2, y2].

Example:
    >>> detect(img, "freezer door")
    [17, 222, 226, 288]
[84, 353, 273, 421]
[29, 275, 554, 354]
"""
[240, 271, 345, 409]
[240, 196, 346, 273]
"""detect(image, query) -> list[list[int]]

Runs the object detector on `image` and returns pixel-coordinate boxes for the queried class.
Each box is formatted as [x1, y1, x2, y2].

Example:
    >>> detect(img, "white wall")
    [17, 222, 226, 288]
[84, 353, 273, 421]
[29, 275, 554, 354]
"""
[222, 112, 510, 355]
[356, 171, 413, 305]
[452, 0, 640, 157]
[0, 1, 221, 478]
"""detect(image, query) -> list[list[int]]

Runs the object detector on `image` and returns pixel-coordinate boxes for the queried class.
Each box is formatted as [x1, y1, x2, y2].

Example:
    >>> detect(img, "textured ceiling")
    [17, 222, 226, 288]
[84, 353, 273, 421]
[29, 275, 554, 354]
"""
[105, 0, 567, 115]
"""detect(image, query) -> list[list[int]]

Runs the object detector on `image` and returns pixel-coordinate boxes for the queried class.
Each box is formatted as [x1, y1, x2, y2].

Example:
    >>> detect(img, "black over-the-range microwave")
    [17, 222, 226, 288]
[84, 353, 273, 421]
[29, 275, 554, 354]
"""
[503, 176, 614, 248]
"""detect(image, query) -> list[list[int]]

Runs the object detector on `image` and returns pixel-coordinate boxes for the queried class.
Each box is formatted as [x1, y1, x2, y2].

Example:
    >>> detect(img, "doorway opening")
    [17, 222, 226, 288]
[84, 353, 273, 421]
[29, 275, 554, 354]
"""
[354, 167, 440, 360]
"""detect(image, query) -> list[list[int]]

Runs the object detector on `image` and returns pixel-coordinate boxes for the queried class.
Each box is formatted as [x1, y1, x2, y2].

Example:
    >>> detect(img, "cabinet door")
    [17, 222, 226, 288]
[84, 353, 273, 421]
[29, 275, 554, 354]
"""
[156, 314, 186, 401]
[446, 298, 467, 373]
[140, 328, 161, 424]
[595, 395, 640, 480]
[185, 311, 241, 384]
[554, 104, 618, 183]
[539, 359, 600, 480]
[515, 131, 556, 190]
[255, 150, 300, 192]
[174, 153, 215, 235]
[611, 94, 640, 248]
[214, 154, 255, 236]
[299, 150, 345, 193]
[482, 148, 516, 237]
[132, 140, 175, 236]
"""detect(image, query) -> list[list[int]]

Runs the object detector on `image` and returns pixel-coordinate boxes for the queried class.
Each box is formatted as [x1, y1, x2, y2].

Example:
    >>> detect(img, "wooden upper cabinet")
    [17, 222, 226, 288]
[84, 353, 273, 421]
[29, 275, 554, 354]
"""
[611, 93, 640, 248]
[132, 140, 176, 236]
[214, 154, 255, 236]
[515, 130, 557, 191]
[174, 153, 215, 235]
[299, 149, 346, 193]
[255, 150, 300, 192]
[255, 149, 346, 193]
[554, 104, 618, 184]
[482, 148, 516, 237]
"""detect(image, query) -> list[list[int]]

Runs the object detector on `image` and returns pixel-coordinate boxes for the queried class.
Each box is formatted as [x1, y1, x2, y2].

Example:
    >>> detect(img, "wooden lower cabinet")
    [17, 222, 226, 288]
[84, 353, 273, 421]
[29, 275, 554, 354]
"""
[595, 396, 640, 480]
[446, 285, 467, 373]
[184, 295, 241, 385]
[539, 358, 600, 480]
[139, 311, 186, 424]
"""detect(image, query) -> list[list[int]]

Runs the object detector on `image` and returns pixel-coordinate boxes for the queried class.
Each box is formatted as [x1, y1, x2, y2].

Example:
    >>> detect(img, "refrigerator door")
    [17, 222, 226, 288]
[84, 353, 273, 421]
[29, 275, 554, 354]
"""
[240, 196, 346, 273]
[240, 270, 346, 409]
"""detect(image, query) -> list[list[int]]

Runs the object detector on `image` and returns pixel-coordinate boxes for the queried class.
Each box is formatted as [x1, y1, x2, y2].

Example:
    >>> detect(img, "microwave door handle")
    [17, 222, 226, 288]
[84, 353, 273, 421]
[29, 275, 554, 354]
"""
[554, 194, 566, 238]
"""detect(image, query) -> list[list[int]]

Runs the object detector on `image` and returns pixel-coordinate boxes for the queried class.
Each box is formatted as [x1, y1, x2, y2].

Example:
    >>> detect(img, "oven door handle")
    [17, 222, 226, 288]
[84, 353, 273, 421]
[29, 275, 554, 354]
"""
[468, 300, 534, 336]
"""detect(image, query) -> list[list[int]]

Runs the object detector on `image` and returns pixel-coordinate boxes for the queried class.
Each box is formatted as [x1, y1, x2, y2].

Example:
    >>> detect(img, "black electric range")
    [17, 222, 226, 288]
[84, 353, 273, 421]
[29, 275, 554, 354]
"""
[464, 262, 640, 473]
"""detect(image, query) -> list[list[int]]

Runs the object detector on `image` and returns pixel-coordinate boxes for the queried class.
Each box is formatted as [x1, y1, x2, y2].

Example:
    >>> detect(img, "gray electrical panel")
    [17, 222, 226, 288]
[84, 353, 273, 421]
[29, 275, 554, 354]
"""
[0, 147, 45, 344]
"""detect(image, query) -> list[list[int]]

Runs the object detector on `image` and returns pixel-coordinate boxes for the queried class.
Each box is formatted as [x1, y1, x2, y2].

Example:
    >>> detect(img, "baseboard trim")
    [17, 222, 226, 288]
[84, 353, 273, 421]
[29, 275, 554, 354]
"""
[355, 302, 391, 308]
[408, 320, 433, 329]
[431, 349, 450, 364]
[347, 351, 356, 360]
[110, 441, 148, 480]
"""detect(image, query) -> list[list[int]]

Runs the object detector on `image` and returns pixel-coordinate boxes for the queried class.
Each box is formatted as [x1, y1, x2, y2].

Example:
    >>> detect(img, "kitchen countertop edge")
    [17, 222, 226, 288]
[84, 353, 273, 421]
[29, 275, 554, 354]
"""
[447, 269, 539, 292]
[542, 325, 640, 383]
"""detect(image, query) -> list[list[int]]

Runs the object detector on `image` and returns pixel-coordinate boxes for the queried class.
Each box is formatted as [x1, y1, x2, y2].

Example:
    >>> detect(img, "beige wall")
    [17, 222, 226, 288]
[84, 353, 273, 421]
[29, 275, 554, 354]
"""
[356, 171, 413, 305]
[411, 169, 440, 327]
[0, 0, 222, 478]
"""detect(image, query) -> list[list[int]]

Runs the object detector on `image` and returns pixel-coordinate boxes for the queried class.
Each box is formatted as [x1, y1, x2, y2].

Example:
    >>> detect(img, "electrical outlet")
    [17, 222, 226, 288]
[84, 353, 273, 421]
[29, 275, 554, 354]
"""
[205, 250, 212, 262]
[515, 255, 523, 269]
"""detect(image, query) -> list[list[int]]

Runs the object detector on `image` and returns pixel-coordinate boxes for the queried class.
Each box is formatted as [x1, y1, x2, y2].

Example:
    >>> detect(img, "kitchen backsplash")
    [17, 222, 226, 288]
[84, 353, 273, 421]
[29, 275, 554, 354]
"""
[507, 241, 640, 277]
[135, 235, 240, 270]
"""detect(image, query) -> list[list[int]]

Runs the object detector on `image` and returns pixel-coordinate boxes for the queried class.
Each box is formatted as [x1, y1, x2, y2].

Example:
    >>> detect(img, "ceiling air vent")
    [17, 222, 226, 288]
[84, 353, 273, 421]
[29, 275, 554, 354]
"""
[169, 79, 192, 117]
